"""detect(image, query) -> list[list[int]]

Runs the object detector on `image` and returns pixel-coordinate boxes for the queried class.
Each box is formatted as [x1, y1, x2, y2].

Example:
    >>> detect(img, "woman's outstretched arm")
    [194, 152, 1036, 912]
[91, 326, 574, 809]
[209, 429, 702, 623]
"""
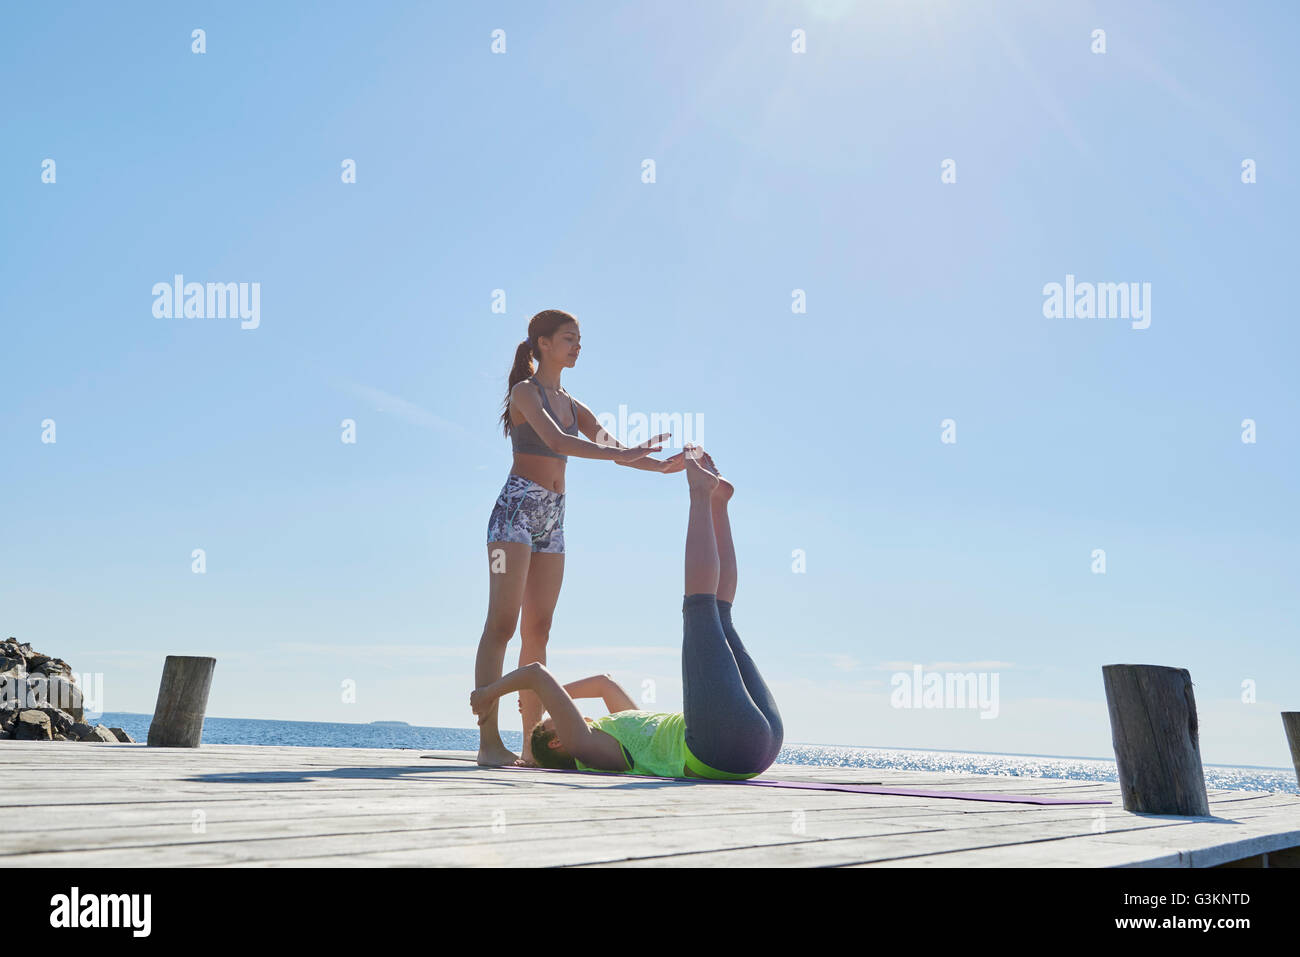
[512, 383, 665, 463]
[570, 397, 682, 472]
[473, 662, 602, 762]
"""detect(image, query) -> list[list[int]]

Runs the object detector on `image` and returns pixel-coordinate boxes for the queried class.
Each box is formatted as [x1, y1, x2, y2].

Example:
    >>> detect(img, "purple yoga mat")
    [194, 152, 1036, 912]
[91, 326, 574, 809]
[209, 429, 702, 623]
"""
[488, 764, 1111, 805]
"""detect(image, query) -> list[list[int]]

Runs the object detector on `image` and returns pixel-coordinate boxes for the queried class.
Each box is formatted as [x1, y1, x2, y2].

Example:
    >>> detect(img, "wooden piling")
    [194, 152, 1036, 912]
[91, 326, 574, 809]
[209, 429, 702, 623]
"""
[1102, 664, 1209, 816]
[147, 656, 216, 748]
[1283, 713, 1300, 786]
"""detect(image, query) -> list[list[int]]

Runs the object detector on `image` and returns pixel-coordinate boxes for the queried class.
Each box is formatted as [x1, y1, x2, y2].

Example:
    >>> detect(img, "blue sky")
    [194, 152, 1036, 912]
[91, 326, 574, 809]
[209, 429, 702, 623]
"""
[2, 1, 1297, 767]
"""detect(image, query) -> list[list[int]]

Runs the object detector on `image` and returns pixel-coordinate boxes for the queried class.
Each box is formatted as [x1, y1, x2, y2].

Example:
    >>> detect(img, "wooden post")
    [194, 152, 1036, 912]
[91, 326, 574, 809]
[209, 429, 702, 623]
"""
[147, 656, 216, 748]
[1282, 713, 1300, 786]
[1102, 664, 1209, 816]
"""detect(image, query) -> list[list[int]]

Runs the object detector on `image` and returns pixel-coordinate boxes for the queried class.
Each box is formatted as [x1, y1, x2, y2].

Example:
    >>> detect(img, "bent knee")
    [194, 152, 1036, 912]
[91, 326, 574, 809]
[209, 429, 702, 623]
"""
[519, 616, 554, 641]
[766, 729, 784, 765]
[481, 618, 518, 644]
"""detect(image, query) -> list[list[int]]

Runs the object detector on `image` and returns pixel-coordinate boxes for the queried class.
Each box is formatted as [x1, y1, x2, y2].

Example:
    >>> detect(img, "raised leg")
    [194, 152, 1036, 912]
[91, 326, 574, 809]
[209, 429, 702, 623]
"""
[716, 599, 784, 766]
[710, 482, 737, 604]
[683, 451, 719, 596]
[698, 451, 782, 766]
[680, 448, 772, 774]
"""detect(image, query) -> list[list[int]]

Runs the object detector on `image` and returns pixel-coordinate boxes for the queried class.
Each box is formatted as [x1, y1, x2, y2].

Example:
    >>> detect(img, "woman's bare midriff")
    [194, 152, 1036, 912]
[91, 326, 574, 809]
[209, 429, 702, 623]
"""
[510, 452, 566, 494]
[508, 400, 572, 493]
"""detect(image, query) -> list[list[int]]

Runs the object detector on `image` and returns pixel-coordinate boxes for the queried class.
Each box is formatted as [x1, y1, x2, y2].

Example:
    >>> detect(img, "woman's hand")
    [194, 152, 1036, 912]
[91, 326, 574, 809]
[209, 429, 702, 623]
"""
[615, 432, 670, 464]
[473, 663, 542, 724]
[469, 686, 498, 725]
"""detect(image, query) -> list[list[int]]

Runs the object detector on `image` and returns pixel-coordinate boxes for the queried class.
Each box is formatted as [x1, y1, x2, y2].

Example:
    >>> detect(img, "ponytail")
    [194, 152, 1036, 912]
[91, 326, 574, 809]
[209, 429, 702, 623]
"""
[500, 339, 536, 436]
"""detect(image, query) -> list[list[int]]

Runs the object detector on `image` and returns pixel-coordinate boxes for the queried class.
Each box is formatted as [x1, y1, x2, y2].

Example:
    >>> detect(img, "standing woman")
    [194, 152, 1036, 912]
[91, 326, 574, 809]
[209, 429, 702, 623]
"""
[477, 309, 681, 766]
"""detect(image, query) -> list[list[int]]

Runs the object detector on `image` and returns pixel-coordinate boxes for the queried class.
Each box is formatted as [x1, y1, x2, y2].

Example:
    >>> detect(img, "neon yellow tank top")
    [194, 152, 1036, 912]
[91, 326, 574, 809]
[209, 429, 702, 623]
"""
[574, 710, 687, 778]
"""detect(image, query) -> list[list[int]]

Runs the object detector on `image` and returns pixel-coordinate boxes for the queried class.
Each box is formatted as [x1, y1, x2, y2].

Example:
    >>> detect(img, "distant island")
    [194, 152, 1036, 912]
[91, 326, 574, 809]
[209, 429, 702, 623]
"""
[370, 720, 411, 726]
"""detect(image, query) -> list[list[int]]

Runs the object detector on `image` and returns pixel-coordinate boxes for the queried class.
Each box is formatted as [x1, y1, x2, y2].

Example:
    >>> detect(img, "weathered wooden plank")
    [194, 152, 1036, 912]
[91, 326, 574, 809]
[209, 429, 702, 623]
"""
[3, 799, 935, 838]
[0, 767, 1128, 802]
[856, 840, 1194, 868]
[12, 797, 982, 846]
[5, 804, 944, 859]
[3, 799, 1218, 868]
[3, 813, 930, 867]
[863, 821, 1300, 869]
[592, 818, 1281, 869]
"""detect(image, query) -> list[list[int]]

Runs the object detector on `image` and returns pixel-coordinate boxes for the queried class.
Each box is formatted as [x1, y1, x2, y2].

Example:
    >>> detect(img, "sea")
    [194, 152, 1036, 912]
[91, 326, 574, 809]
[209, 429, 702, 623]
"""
[96, 712, 1299, 795]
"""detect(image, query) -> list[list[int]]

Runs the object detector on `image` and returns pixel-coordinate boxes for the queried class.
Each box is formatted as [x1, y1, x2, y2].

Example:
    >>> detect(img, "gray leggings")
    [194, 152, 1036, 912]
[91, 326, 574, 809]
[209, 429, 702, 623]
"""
[681, 593, 784, 775]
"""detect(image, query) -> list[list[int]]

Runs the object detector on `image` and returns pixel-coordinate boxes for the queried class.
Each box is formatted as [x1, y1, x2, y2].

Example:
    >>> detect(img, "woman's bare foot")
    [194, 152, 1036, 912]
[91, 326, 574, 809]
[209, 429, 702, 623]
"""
[699, 451, 734, 501]
[684, 445, 719, 493]
[477, 743, 521, 767]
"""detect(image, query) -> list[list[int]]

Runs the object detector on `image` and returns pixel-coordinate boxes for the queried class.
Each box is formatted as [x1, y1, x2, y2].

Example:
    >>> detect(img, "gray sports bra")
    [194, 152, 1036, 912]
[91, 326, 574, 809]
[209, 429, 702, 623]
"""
[510, 377, 579, 460]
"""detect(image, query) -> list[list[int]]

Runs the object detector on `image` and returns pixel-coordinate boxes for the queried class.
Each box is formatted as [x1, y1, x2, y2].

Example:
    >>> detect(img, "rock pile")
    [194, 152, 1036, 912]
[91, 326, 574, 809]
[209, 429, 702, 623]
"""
[1, 637, 134, 743]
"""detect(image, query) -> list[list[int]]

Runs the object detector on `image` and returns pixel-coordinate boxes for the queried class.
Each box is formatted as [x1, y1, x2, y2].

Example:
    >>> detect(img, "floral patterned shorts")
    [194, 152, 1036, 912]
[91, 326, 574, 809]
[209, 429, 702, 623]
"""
[486, 474, 566, 553]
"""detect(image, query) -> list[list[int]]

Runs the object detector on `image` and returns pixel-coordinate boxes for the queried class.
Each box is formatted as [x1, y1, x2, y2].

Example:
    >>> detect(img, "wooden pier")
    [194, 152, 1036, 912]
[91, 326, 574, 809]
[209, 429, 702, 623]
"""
[3, 741, 1298, 867]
